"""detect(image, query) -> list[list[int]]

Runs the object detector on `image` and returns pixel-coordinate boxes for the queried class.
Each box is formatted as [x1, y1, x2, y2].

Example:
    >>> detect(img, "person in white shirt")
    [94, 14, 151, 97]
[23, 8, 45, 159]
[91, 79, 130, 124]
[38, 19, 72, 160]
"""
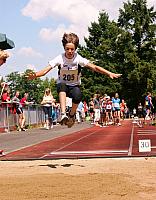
[41, 88, 54, 129]
[28, 32, 122, 128]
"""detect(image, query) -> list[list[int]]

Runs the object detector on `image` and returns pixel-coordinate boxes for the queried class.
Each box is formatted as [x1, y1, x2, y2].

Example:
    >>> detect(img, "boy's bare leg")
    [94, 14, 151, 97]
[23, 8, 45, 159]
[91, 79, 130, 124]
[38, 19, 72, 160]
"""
[59, 91, 68, 125]
[69, 103, 78, 116]
[67, 103, 78, 128]
[59, 91, 66, 113]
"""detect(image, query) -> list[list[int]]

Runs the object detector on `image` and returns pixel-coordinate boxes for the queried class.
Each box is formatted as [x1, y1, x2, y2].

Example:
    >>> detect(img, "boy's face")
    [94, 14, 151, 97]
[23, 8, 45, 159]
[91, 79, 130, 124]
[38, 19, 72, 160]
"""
[64, 43, 76, 59]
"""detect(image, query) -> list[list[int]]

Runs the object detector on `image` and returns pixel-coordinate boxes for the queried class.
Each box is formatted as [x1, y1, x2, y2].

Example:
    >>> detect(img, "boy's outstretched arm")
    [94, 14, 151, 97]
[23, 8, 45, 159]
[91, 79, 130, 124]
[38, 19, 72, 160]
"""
[27, 65, 52, 80]
[86, 63, 122, 79]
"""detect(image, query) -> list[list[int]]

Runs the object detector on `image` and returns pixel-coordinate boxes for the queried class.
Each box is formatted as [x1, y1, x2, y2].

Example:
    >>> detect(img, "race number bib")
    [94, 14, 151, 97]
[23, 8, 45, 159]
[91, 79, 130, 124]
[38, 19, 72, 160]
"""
[60, 69, 78, 84]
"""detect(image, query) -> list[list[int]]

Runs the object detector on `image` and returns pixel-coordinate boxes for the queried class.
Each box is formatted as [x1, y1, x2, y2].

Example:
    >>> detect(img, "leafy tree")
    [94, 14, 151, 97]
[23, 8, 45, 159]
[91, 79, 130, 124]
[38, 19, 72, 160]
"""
[5, 69, 57, 104]
[79, 12, 122, 100]
[118, 0, 156, 62]
[118, 0, 156, 107]
[79, 0, 156, 109]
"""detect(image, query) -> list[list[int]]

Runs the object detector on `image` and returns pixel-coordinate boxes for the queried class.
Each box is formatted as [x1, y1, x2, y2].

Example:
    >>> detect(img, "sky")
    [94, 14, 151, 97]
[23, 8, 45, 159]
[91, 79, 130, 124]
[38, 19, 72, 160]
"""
[0, 0, 155, 80]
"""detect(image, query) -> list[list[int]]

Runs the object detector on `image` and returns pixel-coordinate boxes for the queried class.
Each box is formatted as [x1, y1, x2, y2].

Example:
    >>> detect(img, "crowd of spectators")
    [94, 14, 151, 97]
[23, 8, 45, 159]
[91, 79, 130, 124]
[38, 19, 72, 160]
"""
[75, 92, 156, 127]
[1, 82, 155, 131]
[0, 86, 61, 131]
[74, 93, 127, 127]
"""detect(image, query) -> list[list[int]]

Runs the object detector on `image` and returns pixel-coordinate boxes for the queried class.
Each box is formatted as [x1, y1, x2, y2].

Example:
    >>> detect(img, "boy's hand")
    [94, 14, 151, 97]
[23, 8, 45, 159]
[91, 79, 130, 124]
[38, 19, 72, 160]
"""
[109, 72, 122, 79]
[25, 71, 37, 80]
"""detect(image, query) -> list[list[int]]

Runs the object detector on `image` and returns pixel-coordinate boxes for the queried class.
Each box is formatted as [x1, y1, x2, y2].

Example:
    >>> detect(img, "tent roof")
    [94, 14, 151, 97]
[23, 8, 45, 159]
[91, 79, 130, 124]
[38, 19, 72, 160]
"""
[0, 33, 15, 50]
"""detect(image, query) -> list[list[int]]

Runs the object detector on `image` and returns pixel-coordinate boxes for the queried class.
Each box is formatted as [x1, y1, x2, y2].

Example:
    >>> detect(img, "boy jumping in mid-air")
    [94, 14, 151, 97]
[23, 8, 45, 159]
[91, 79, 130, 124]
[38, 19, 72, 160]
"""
[28, 32, 122, 128]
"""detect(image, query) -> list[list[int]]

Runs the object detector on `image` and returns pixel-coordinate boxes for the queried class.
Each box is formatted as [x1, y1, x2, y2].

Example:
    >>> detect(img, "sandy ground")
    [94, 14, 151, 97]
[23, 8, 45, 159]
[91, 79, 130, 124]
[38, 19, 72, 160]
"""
[0, 157, 156, 200]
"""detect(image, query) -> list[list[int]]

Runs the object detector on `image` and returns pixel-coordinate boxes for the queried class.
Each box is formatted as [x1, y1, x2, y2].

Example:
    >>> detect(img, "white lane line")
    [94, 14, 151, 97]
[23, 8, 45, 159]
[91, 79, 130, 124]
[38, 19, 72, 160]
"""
[128, 124, 135, 156]
[40, 129, 103, 158]
[137, 129, 156, 135]
[138, 133, 156, 135]
[137, 130, 156, 135]
[49, 150, 128, 155]
[138, 131, 156, 133]
[137, 130, 156, 131]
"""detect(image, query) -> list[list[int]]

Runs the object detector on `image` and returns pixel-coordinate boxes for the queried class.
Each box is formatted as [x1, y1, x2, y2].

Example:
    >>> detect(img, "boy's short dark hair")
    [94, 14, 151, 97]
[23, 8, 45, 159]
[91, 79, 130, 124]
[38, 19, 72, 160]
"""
[62, 33, 79, 49]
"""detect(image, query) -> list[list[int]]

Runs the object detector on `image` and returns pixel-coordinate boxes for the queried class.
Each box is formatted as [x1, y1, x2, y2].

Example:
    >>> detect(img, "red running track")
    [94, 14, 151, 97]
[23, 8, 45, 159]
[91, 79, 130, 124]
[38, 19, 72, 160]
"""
[1, 119, 156, 160]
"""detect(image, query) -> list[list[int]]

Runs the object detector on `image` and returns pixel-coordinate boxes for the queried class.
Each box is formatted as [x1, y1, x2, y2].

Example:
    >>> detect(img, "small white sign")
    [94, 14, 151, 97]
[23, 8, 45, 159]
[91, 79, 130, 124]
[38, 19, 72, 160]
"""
[139, 140, 151, 152]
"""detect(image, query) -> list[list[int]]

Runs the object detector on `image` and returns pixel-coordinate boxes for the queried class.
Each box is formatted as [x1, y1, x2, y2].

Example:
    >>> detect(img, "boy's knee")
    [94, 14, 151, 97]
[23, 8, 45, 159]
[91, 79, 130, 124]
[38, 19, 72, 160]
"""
[72, 87, 82, 104]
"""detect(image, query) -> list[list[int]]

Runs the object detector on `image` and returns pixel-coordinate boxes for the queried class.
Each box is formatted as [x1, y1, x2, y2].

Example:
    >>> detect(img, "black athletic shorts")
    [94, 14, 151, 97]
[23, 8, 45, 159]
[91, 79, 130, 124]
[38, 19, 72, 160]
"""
[16, 107, 23, 114]
[57, 83, 82, 104]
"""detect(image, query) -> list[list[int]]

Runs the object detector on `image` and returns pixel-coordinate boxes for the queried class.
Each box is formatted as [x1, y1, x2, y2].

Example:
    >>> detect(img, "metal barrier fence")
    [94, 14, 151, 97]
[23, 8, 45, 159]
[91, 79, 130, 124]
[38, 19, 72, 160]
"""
[0, 103, 47, 133]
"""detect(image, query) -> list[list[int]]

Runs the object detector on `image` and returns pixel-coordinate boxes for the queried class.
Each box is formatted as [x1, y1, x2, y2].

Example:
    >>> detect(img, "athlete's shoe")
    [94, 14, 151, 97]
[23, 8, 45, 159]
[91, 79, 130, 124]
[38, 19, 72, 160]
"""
[117, 123, 121, 126]
[45, 126, 50, 130]
[67, 114, 75, 128]
[21, 128, 27, 131]
[59, 113, 69, 125]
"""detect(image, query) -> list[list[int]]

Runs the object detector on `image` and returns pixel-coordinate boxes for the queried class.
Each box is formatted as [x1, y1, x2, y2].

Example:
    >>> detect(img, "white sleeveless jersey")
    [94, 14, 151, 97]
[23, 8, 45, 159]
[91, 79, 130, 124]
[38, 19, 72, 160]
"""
[49, 53, 89, 86]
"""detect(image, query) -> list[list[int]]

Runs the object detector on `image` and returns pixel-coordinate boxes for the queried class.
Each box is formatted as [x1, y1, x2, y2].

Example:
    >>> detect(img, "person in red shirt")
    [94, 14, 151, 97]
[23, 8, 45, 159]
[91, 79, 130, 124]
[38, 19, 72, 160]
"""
[1, 87, 11, 103]
[20, 92, 29, 107]
[120, 99, 126, 120]
[19, 92, 33, 130]
[83, 100, 88, 119]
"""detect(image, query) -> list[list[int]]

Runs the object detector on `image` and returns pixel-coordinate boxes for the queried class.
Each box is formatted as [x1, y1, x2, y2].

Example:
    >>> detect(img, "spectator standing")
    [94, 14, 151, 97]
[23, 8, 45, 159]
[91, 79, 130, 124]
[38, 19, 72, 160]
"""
[120, 99, 126, 120]
[20, 92, 29, 107]
[105, 96, 113, 125]
[20, 92, 34, 127]
[12, 91, 26, 131]
[89, 98, 94, 124]
[76, 101, 84, 123]
[1, 87, 11, 104]
[1, 87, 11, 131]
[93, 94, 101, 126]
[112, 93, 121, 126]
[145, 92, 153, 120]
[99, 96, 106, 127]
[83, 100, 88, 119]
[41, 88, 54, 129]
[137, 102, 143, 118]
